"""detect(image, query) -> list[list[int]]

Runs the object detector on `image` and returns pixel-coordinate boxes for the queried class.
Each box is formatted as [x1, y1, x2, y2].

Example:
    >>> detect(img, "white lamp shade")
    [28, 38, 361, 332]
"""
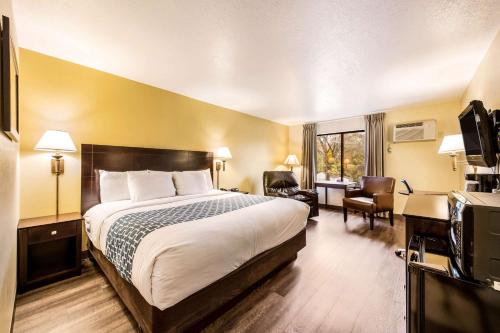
[438, 134, 465, 154]
[214, 147, 232, 160]
[34, 130, 77, 152]
[284, 154, 300, 166]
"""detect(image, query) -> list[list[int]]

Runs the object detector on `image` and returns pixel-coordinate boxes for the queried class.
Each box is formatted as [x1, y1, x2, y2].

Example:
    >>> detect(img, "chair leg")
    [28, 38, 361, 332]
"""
[369, 214, 374, 230]
[362, 212, 366, 219]
[389, 210, 394, 226]
[343, 207, 348, 223]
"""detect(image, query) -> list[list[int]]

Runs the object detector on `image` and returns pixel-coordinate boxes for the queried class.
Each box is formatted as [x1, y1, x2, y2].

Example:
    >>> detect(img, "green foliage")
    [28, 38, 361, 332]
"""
[316, 132, 365, 183]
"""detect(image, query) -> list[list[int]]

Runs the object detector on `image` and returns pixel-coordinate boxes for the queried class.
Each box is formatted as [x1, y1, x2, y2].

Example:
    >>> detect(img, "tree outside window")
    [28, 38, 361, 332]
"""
[316, 131, 365, 183]
[343, 132, 365, 183]
[317, 134, 341, 181]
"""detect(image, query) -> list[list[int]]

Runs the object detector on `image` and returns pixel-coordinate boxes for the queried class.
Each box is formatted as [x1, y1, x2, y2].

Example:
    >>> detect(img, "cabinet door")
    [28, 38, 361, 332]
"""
[408, 262, 500, 332]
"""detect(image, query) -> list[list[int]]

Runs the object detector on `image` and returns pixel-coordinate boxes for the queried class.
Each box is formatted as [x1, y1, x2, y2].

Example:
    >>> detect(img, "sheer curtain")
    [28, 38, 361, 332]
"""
[364, 113, 385, 176]
[301, 123, 317, 189]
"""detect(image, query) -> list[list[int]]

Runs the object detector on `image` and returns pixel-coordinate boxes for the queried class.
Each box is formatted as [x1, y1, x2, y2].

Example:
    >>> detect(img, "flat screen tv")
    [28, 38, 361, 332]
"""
[458, 100, 497, 168]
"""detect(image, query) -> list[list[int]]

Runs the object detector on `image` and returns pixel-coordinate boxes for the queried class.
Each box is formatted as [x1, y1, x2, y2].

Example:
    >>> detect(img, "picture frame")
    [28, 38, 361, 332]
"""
[1, 15, 19, 142]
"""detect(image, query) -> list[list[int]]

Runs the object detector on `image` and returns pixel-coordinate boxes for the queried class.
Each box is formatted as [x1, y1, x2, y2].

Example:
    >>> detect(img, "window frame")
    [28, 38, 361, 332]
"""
[317, 129, 365, 182]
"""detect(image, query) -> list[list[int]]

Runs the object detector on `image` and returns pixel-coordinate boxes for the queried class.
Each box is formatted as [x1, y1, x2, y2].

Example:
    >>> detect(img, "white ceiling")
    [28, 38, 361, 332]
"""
[13, 0, 500, 125]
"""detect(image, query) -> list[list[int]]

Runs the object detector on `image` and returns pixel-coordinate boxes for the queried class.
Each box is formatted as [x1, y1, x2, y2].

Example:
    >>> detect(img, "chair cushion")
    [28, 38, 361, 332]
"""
[343, 196, 375, 213]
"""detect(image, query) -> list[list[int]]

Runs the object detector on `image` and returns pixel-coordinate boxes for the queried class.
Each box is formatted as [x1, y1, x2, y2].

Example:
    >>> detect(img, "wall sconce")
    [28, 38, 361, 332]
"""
[35, 130, 77, 216]
[214, 147, 232, 189]
[284, 154, 299, 171]
[438, 134, 465, 171]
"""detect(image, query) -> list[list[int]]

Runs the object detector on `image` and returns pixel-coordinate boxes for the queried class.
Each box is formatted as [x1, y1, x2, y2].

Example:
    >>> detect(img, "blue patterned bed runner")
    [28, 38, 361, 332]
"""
[105, 195, 274, 282]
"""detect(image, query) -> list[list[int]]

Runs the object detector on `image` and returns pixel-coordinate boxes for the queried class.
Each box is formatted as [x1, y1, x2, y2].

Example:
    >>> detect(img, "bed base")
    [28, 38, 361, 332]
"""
[88, 228, 306, 333]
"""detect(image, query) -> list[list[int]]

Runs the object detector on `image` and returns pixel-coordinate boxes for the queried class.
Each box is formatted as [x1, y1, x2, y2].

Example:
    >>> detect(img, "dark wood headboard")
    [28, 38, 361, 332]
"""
[81, 144, 213, 214]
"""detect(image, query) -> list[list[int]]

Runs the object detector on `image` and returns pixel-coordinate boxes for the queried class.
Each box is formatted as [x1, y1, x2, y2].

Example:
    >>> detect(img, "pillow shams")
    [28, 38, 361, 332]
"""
[203, 169, 214, 190]
[99, 170, 131, 203]
[127, 171, 176, 202]
[173, 171, 211, 195]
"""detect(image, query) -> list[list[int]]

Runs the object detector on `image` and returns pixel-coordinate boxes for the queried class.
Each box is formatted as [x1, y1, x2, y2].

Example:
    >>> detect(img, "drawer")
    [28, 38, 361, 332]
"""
[28, 221, 78, 244]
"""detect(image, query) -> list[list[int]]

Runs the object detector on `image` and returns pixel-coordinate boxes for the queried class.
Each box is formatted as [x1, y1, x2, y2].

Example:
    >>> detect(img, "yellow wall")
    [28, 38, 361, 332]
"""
[0, 0, 19, 330]
[19, 49, 289, 220]
[288, 32, 500, 215]
[17, 28, 499, 249]
[461, 30, 500, 110]
[386, 29, 500, 216]
[289, 31, 500, 214]
[289, 100, 464, 214]
[384, 99, 463, 213]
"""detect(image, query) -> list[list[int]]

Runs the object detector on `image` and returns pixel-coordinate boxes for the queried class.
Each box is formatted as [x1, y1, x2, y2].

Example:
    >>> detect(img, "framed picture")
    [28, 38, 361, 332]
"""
[1, 15, 19, 142]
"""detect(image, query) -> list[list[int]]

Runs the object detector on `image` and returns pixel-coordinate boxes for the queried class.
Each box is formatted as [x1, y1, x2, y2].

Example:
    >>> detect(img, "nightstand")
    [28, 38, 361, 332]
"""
[18, 212, 82, 293]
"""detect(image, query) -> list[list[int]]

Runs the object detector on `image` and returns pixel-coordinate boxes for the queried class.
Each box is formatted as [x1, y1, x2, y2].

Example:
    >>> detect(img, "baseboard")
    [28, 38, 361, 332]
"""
[10, 296, 17, 333]
[342, 208, 394, 219]
[10, 286, 16, 333]
[319, 204, 343, 211]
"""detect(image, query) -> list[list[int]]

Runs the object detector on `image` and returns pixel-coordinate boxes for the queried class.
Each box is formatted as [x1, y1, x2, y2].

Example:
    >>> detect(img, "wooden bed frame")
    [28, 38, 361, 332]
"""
[81, 144, 307, 332]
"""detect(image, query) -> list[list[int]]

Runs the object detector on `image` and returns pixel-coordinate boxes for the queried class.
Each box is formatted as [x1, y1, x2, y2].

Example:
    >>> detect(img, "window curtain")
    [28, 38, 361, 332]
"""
[301, 123, 317, 189]
[364, 113, 385, 176]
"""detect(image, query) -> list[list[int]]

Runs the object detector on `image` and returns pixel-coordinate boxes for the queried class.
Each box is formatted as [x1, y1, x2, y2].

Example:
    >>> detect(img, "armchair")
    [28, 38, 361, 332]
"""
[263, 171, 319, 217]
[342, 176, 395, 230]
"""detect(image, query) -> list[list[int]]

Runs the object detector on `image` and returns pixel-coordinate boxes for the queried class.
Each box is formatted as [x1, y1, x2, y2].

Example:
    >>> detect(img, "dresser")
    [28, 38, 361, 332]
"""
[18, 212, 82, 293]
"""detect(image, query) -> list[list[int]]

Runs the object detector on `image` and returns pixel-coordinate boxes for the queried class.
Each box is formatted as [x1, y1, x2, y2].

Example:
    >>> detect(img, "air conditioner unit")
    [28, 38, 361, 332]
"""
[392, 119, 436, 143]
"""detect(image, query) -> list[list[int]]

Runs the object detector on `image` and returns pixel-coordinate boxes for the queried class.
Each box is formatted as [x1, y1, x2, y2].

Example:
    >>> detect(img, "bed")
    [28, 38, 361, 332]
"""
[81, 144, 308, 332]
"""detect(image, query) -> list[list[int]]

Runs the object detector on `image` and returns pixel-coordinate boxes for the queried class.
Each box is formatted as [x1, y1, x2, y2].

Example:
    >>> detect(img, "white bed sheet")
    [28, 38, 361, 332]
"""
[84, 190, 309, 310]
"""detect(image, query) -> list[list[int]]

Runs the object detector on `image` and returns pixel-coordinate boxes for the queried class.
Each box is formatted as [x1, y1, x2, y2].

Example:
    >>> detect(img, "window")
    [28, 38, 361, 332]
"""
[316, 131, 365, 183]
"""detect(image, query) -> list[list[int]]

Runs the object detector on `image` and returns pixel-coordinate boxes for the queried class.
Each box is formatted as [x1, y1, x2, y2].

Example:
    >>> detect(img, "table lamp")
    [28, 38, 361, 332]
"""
[284, 154, 300, 171]
[214, 147, 232, 189]
[438, 134, 465, 171]
[35, 130, 77, 216]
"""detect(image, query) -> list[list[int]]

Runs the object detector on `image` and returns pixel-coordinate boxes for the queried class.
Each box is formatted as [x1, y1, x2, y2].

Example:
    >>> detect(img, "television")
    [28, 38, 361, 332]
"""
[458, 100, 498, 168]
[491, 109, 500, 152]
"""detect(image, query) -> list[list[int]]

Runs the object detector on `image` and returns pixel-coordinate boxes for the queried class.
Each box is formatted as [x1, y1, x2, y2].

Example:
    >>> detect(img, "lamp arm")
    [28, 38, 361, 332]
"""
[447, 151, 468, 172]
[453, 158, 471, 171]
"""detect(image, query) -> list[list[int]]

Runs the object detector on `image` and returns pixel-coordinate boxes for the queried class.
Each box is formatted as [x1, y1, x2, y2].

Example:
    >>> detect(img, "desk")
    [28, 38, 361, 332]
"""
[402, 192, 450, 253]
[315, 180, 356, 209]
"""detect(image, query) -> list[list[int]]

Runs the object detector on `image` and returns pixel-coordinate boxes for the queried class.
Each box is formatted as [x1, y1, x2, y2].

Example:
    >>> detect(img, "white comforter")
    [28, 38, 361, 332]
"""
[84, 190, 309, 310]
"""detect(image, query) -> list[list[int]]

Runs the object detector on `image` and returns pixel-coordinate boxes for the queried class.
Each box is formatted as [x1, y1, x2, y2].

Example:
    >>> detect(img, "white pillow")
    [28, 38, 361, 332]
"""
[99, 170, 130, 203]
[127, 171, 176, 202]
[173, 171, 210, 195]
[203, 169, 214, 190]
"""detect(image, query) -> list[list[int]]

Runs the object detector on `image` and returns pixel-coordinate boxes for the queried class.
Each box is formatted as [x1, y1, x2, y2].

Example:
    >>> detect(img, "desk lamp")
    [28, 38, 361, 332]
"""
[284, 154, 300, 171]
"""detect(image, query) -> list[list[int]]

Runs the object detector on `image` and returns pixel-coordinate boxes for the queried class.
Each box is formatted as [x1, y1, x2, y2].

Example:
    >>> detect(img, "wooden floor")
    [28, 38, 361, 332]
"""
[13, 209, 406, 333]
